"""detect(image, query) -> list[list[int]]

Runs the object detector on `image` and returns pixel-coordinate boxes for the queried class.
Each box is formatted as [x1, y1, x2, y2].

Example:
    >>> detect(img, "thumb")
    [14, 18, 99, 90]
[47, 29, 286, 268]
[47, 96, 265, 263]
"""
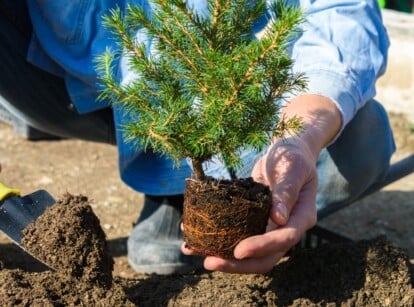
[269, 177, 302, 226]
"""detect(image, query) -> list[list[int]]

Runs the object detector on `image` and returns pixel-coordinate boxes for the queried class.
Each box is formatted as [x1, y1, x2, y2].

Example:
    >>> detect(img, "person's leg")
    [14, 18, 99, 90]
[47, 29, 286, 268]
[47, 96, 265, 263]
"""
[0, 1, 115, 144]
[316, 100, 395, 219]
[127, 195, 202, 275]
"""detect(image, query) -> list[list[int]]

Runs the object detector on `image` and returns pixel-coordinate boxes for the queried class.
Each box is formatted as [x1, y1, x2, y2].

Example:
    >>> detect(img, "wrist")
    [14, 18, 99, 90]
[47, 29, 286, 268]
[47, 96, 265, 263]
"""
[279, 94, 342, 160]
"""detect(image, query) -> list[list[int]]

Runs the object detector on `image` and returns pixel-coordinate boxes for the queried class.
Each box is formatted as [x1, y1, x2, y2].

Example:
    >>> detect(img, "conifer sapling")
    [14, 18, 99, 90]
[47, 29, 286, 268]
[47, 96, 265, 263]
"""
[97, 0, 307, 258]
[97, 0, 306, 180]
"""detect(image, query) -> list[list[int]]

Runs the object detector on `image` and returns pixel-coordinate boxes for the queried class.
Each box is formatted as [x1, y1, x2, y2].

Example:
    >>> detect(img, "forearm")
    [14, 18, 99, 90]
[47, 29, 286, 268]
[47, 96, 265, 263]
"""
[279, 94, 342, 161]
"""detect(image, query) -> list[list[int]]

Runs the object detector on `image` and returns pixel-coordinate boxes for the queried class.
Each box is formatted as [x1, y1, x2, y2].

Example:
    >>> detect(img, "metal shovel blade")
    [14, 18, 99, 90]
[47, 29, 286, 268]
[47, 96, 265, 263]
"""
[0, 189, 55, 250]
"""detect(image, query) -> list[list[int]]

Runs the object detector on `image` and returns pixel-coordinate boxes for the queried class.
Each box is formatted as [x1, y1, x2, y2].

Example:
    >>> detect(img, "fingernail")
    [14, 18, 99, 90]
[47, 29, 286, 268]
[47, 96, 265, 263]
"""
[273, 203, 288, 221]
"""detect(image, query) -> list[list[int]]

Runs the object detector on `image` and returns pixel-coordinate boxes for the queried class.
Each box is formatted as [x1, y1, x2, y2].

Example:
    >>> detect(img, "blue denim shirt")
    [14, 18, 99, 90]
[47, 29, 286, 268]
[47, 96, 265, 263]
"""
[26, 0, 389, 195]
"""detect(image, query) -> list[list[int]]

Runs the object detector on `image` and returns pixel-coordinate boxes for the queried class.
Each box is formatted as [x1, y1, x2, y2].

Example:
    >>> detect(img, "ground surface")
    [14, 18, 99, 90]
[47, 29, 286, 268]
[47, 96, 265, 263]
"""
[0, 112, 413, 305]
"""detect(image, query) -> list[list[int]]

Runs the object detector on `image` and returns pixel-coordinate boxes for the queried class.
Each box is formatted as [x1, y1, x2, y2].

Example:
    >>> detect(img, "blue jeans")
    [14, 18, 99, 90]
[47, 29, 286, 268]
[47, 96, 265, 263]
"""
[315, 100, 395, 218]
[0, 1, 395, 218]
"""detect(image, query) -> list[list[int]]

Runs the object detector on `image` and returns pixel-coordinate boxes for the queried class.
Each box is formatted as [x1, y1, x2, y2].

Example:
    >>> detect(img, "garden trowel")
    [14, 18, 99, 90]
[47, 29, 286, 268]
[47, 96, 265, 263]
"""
[0, 181, 56, 267]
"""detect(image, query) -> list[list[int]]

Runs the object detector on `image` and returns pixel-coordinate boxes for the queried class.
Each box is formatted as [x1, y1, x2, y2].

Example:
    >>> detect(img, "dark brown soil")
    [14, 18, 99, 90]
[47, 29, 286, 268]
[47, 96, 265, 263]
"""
[21, 193, 114, 288]
[183, 177, 271, 258]
[0, 271, 134, 306]
[1, 228, 413, 305]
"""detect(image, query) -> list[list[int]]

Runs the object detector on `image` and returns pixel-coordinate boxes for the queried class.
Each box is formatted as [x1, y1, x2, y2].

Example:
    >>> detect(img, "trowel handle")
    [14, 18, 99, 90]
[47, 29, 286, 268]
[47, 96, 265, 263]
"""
[0, 182, 20, 202]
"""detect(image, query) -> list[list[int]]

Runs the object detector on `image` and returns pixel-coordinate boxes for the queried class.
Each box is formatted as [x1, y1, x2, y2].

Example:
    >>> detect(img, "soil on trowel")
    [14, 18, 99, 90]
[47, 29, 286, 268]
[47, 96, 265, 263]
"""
[21, 193, 114, 288]
[0, 193, 136, 306]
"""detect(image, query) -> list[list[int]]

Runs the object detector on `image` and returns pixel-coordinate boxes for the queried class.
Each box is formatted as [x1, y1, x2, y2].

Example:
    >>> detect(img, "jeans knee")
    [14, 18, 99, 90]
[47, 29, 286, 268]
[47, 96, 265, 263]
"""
[316, 100, 395, 217]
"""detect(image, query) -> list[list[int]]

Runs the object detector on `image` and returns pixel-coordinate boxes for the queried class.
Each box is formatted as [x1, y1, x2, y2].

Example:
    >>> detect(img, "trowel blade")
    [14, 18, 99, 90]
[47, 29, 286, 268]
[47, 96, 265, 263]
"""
[0, 190, 55, 267]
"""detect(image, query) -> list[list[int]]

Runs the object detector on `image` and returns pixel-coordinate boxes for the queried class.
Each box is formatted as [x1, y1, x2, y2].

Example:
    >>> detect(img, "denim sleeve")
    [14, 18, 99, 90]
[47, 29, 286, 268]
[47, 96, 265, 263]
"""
[290, 0, 390, 134]
[27, 0, 125, 113]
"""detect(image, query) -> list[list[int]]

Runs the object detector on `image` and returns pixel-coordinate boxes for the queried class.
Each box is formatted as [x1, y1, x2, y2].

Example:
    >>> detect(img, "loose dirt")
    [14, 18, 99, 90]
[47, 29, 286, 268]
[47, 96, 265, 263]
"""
[21, 193, 114, 288]
[0, 112, 413, 306]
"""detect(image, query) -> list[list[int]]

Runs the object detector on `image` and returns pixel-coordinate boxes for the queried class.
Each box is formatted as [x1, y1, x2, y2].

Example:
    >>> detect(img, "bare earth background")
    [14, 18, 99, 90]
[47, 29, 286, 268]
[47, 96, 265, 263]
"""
[0, 111, 413, 279]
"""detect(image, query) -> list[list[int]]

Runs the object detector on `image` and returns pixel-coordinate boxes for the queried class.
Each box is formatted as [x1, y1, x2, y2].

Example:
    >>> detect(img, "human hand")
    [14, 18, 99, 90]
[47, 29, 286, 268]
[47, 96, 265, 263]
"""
[182, 137, 318, 273]
[182, 94, 342, 273]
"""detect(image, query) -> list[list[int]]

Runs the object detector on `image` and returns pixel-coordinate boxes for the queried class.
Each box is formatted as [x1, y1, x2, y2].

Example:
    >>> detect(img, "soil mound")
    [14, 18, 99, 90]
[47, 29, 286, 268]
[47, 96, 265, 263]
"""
[21, 193, 114, 288]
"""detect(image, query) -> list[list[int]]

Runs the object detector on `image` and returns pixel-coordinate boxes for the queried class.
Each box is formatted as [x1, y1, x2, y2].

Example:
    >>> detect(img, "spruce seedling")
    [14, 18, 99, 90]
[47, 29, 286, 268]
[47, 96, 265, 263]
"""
[97, 0, 306, 181]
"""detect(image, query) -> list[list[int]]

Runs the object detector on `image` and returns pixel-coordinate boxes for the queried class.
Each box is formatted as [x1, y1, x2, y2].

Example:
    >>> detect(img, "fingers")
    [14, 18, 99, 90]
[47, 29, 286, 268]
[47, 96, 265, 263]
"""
[265, 156, 311, 226]
[182, 241, 285, 274]
[288, 181, 318, 231]
[270, 181, 299, 226]
[252, 153, 293, 226]
[203, 252, 285, 274]
[180, 229, 288, 273]
[271, 170, 317, 227]
[233, 226, 299, 259]
[233, 190, 317, 260]
[181, 192, 317, 274]
[252, 157, 289, 223]
[253, 140, 316, 227]
[182, 226, 300, 274]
